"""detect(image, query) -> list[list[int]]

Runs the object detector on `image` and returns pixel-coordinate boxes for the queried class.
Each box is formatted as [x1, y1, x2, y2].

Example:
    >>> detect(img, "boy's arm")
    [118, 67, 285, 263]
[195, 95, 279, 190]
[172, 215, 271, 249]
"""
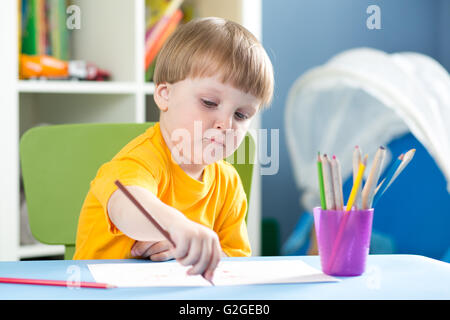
[107, 185, 221, 280]
[108, 185, 174, 241]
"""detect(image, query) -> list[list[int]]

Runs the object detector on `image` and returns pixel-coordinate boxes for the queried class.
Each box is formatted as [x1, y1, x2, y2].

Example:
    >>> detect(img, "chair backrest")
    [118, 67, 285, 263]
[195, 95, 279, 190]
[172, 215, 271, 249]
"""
[20, 123, 255, 259]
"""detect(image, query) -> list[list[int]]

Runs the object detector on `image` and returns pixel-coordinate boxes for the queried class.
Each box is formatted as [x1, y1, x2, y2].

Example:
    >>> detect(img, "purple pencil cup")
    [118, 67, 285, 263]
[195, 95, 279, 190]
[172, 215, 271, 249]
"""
[313, 207, 374, 276]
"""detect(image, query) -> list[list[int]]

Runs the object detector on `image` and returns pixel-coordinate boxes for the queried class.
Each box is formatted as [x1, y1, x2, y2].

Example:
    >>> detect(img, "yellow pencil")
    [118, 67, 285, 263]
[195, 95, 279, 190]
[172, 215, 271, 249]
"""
[346, 154, 367, 211]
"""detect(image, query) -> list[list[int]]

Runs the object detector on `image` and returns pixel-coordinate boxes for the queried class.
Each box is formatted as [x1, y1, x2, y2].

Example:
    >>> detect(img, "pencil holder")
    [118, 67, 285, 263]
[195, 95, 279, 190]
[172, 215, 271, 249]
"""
[313, 207, 374, 276]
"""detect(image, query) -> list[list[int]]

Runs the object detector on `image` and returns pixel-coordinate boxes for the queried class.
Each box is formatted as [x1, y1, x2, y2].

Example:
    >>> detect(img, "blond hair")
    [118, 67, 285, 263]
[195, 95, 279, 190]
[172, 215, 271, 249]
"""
[154, 17, 274, 108]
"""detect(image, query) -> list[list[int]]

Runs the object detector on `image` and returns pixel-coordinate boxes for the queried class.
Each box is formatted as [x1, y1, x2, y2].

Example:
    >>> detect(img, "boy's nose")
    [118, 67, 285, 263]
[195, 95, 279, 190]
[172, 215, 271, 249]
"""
[213, 116, 232, 131]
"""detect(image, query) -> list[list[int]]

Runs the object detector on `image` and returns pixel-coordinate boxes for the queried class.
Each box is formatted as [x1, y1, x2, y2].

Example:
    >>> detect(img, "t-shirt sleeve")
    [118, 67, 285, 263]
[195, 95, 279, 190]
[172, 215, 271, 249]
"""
[216, 182, 252, 257]
[90, 158, 159, 235]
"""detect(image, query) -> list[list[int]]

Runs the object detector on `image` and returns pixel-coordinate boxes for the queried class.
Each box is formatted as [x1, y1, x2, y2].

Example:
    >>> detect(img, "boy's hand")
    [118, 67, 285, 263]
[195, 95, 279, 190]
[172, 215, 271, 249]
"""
[109, 185, 221, 281]
[131, 240, 174, 261]
[167, 217, 222, 282]
[130, 218, 221, 281]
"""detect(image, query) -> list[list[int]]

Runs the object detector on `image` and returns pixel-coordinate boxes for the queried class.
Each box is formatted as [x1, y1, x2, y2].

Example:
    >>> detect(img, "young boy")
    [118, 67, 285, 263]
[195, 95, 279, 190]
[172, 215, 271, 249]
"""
[73, 17, 274, 281]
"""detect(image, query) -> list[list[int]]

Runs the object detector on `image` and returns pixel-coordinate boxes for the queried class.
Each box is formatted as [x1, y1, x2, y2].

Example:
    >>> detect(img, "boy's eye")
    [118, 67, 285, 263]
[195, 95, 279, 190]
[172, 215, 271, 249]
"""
[234, 112, 248, 120]
[201, 99, 218, 108]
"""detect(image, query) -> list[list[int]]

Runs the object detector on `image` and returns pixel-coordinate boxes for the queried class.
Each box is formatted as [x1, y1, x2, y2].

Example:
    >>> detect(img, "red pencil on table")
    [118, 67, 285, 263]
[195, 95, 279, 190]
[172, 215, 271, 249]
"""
[0, 277, 115, 289]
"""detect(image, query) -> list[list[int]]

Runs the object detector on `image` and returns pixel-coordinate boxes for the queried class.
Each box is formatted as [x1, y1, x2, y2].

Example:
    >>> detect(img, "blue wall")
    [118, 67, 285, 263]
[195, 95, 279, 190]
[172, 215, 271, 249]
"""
[261, 0, 450, 257]
[439, 0, 450, 70]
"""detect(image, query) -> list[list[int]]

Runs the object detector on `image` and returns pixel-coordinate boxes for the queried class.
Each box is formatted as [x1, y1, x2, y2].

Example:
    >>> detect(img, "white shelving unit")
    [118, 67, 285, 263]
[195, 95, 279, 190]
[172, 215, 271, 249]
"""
[0, 0, 262, 261]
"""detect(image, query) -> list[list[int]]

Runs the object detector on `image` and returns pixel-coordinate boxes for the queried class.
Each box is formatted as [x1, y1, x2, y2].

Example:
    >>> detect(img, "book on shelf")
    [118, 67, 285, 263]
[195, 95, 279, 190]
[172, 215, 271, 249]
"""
[145, 9, 183, 71]
[48, 0, 70, 60]
[20, 0, 110, 81]
[21, 0, 43, 55]
[21, 0, 70, 61]
[145, 0, 186, 81]
[145, 0, 171, 42]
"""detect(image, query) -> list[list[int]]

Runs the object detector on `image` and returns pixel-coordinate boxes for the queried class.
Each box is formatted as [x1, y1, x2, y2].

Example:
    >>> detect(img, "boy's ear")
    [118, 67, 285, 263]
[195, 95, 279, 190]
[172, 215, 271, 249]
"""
[154, 83, 170, 112]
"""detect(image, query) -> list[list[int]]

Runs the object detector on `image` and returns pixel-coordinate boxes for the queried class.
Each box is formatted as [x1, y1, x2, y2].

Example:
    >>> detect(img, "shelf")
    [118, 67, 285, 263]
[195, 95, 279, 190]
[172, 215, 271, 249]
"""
[18, 80, 139, 94]
[17, 80, 156, 95]
[143, 82, 156, 94]
[1, 0, 262, 261]
[18, 244, 65, 259]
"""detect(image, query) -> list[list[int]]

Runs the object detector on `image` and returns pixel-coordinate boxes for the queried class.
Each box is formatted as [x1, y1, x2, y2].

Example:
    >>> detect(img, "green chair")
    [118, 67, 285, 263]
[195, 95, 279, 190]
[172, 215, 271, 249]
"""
[20, 123, 255, 260]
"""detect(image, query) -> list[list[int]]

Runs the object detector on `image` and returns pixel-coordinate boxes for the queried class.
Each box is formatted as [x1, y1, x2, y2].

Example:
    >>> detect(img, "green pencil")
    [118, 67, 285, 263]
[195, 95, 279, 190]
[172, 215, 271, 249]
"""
[317, 152, 327, 209]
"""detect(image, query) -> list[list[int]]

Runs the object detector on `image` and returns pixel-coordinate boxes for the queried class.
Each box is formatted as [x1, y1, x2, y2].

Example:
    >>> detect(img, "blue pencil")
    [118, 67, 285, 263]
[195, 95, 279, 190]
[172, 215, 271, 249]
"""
[372, 153, 404, 207]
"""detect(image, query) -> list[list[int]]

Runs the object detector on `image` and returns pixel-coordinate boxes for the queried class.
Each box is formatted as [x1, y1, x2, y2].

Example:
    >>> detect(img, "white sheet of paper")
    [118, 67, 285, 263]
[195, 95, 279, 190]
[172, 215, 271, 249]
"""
[88, 259, 339, 287]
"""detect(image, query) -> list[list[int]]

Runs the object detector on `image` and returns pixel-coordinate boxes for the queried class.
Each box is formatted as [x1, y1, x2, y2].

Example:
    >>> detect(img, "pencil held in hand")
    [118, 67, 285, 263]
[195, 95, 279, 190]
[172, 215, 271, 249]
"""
[114, 180, 216, 285]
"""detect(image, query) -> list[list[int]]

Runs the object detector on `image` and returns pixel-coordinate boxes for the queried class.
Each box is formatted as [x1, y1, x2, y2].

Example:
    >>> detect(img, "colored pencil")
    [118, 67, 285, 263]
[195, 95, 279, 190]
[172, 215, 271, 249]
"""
[331, 155, 344, 210]
[384, 148, 416, 191]
[317, 152, 327, 209]
[346, 154, 367, 212]
[353, 146, 363, 209]
[361, 146, 386, 209]
[0, 277, 115, 289]
[372, 153, 404, 207]
[322, 154, 336, 210]
[114, 180, 215, 286]
[326, 155, 367, 274]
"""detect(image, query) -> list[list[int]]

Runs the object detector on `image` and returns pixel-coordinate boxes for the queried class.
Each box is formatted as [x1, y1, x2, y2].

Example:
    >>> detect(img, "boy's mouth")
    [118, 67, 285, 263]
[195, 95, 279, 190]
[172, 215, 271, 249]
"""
[205, 137, 225, 147]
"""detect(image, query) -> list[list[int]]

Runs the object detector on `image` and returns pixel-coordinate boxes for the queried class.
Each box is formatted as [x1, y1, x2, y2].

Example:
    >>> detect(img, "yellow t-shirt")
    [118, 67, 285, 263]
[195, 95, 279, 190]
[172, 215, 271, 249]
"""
[73, 122, 251, 259]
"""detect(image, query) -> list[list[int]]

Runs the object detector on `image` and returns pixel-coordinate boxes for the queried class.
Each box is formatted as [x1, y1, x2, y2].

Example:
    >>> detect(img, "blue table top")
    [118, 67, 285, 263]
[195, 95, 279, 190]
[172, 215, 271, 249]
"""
[0, 254, 449, 300]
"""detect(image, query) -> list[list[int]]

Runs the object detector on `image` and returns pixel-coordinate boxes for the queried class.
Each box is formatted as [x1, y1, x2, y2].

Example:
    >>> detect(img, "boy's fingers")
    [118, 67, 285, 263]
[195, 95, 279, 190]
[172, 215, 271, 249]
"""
[187, 240, 211, 276]
[204, 239, 221, 280]
[147, 240, 172, 257]
[131, 241, 156, 257]
[173, 236, 190, 260]
[212, 242, 222, 273]
[178, 238, 201, 267]
[150, 250, 173, 262]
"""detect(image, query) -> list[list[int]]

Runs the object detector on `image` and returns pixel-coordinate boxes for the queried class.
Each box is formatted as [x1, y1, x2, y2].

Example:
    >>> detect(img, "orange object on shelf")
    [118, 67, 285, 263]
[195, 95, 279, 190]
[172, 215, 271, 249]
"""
[145, 9, 183, 70]
[20, 54, 69, 79]
[19, 54, 111, 81]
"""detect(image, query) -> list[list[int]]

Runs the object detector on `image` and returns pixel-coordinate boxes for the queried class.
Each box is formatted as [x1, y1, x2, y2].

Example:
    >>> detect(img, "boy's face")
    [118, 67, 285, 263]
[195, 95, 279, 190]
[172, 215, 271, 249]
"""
[155, 75, 260, 165]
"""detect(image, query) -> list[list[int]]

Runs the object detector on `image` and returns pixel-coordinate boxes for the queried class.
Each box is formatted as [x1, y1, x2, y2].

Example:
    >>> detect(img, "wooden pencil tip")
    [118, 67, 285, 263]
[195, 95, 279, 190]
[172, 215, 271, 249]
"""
[399, 154, 404, 160]
[380, 146, 385, 150]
